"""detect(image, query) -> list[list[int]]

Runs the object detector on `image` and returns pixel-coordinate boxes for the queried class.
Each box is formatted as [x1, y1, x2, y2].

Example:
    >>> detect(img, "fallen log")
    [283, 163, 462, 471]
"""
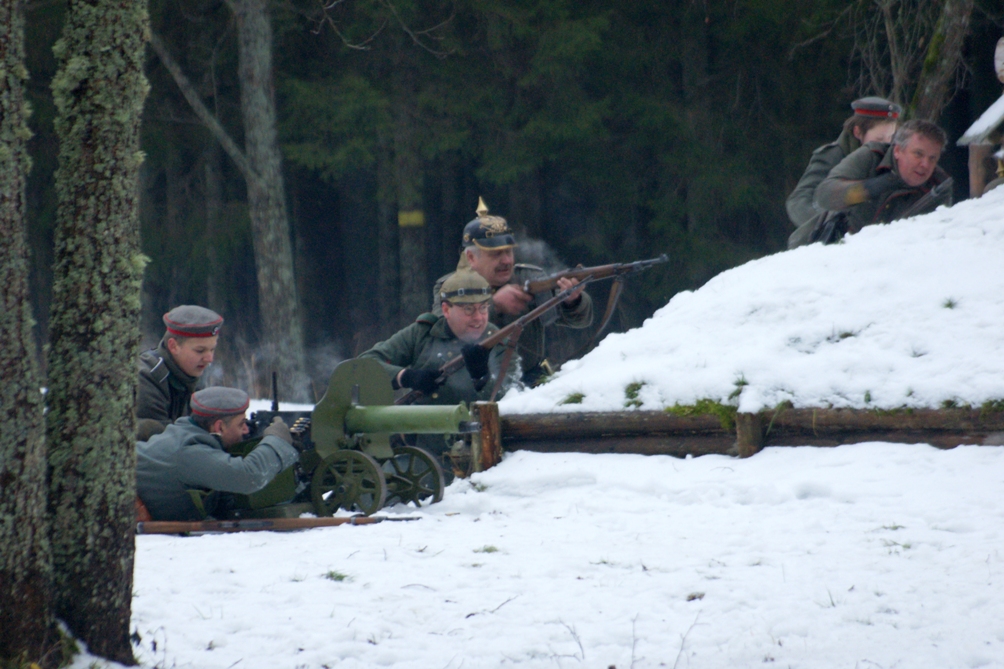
[499, 406, 1004, 460]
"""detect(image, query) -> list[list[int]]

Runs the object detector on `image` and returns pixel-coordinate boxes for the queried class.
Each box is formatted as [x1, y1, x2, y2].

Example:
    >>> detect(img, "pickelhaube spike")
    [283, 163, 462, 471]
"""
[476, 197, 489, 218]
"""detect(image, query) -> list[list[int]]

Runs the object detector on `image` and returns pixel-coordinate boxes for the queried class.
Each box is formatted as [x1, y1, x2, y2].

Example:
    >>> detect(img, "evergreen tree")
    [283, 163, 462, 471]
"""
[0, 0, 57, 664]
[45, 0, 150, 660]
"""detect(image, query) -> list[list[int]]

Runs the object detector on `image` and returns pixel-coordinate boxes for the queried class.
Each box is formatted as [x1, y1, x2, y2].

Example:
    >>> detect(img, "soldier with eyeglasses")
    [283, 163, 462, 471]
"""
[359, 270, 515, 469]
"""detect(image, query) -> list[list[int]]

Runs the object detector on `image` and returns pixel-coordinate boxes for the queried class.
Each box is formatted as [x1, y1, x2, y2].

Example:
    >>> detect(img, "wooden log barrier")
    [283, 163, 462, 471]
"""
[495, 407, 1004, 467]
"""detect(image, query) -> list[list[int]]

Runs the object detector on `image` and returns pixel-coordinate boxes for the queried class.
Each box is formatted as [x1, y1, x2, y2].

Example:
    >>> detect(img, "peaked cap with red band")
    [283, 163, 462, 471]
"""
[851, 96, 902, 120]
[163, 305, 223, 338]
[190, 387, 249, 419]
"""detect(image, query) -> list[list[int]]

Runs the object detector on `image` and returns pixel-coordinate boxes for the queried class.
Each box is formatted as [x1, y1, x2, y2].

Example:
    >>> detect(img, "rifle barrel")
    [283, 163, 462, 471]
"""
[136, 515, 419, 534]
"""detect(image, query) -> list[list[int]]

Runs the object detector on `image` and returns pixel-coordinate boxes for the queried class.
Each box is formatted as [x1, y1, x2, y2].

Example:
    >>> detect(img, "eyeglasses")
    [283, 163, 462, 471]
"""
[455, 303, 490, 316]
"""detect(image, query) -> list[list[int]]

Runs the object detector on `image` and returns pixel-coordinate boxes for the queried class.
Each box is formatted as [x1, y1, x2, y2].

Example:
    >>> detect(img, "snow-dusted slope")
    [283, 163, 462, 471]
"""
[500, 189, 1004, 415]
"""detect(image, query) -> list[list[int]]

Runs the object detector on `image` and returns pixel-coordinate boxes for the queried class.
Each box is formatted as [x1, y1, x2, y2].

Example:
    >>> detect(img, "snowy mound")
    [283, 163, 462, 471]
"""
[500, 189, 1004, 415]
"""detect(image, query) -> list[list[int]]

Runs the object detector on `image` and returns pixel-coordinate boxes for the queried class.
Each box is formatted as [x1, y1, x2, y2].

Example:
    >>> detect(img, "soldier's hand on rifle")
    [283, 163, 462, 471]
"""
[493, 284, 532, 315]
[461, 343, 491, 391]
[396, 368, 443, 395]
[556, 276, 585, 305]
[263, 417, 293, 445]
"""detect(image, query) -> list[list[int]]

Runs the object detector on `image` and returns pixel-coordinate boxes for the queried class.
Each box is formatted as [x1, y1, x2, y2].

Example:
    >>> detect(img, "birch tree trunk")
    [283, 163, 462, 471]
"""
[232, 0, 309, 399]
[46, 0, 150, 661]
[0, 0, 58, 663]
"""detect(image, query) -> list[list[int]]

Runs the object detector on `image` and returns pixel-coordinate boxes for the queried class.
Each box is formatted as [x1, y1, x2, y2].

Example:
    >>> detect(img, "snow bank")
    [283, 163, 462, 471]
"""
[500, 189, 1004, 414]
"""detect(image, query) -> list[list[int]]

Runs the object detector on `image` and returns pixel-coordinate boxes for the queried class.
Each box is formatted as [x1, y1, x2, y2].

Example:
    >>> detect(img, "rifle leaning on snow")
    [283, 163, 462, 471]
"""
[522, 254, 669, 360]
[893, 176, 953, 221]
[136, 515, 420, 535]
[395, 278, 597, 405]
[813, 177, 955, 246]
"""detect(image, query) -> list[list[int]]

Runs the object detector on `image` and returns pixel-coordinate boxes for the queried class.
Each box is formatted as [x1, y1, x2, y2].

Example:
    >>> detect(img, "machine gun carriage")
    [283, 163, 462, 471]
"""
[226, 358, 479, 519]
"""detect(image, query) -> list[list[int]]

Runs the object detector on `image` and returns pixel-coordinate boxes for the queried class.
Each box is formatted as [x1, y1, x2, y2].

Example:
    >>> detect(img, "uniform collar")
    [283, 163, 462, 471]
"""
[157, 339, 200, 391]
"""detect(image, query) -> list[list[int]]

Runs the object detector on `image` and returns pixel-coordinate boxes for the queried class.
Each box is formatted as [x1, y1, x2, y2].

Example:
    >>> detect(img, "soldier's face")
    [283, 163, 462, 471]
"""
[860, 121, 896, 144]
[215, 414, 250, 448]
[466, 247, 514, 287]
[167, 336, 218, 377]
[443, 301, 490, 343]
[893, 134, 942, 188]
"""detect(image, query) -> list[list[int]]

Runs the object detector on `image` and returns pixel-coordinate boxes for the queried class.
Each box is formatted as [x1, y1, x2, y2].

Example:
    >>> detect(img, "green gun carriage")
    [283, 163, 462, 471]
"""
[226, 358, 479, 519]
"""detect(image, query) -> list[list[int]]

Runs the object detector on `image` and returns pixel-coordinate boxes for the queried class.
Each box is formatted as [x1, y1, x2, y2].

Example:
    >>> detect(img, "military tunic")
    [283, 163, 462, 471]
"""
[137, 417, 299, 521]
[137, 340, 201, 437]
[359, 315, 512, 460]
[788, 141, 952, 248]
[786, 128, 861, 228]
[431, 262, 593, 379]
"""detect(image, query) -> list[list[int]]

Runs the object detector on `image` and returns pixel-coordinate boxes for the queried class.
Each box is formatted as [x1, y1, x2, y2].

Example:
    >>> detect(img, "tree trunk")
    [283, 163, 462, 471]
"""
[232, 0, 309, 400]
[912, 0, 975, 122]
[376, 137, 401, 331]
[45, 0, 149, 662]
[0, 0, 58, 663]
[392, 71, 427, 321]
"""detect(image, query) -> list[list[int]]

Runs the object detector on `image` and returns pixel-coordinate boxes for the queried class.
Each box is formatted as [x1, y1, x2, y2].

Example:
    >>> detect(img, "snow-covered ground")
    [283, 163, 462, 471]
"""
[72, 191, 1004, 669]
[116, 445, 1004, 669]
[501, 188, 1004, 415]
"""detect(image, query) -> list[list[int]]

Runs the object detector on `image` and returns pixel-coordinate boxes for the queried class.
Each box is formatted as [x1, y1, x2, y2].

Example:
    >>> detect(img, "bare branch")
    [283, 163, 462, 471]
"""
[149, 32, 260, 186]
[379, 0, 455, 59]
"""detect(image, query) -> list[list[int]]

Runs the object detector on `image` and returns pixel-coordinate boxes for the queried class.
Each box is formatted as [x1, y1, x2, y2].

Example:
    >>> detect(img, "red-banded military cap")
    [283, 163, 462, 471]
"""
[851, 97, 902, 119]
[163, 305, 223, 338]
[190, 387, 249, 419]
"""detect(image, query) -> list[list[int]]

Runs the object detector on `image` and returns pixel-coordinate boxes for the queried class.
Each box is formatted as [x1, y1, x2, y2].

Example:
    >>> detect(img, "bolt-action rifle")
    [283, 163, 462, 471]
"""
[523, 254, 669, 358]
[895, 176, 953, 221]
[395, 278, 596, 405]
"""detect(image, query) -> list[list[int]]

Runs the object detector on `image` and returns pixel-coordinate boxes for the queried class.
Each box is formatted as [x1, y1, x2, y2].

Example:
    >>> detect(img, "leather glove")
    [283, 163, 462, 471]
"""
[263, 417, 292, 445]
[399, 368, 443, 395]
[462, 343, 491, 391]
[862, 172, 901, 200]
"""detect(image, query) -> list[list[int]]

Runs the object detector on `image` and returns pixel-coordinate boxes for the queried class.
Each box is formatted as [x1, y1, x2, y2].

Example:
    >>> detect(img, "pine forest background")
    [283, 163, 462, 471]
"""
[22, 0, 1004, 401]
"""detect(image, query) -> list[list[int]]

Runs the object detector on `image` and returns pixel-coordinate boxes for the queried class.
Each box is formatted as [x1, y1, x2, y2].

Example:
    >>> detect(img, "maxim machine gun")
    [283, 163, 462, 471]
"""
[227, 358, 480, 519]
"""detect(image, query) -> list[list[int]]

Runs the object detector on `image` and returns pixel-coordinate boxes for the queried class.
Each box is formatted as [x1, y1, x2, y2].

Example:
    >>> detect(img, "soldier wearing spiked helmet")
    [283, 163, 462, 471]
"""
[432, 198, 593, 386]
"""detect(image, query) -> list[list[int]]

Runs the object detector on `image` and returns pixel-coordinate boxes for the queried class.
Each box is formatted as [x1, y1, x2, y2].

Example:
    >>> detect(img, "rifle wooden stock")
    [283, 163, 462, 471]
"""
[522, 254, 668, 295]
[136, 515, 418, 534]
[395, 279, 592, 405]
[895, 177, 953, 221]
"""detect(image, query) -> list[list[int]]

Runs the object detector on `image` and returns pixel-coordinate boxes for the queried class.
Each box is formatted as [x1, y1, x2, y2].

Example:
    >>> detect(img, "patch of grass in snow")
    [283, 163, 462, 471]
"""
[560, 392, 585, 405]
[826, 328, 859, 343]
[727, 374, 748, 401]
[474, 545, 499, 554]
[666, 399, 738, 431]
[323, 570, 350, 582]
[624, 382, 645, 408]
[980, 399, 1004, 416]
[882, 524, 905, 531]
[864, 390, 872, 404]
[942, 297, 958, 309]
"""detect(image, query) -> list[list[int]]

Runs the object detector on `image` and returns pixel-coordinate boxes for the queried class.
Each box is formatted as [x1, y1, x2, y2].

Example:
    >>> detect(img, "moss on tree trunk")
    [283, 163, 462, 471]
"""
[45, 0, 150, 662]
[0, 0, 59, 664]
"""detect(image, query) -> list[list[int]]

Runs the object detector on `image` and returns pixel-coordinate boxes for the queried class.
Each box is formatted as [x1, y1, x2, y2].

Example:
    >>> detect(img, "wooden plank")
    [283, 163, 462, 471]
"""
[735, 412, 763, 458]
[509, 435, 734, 458]
[502, 411, 725, 441]
[471, 402, 503, 472]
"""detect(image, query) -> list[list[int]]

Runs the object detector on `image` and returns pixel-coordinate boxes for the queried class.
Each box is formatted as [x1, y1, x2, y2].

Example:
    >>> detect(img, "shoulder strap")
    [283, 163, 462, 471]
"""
[415, 312, 438, 326]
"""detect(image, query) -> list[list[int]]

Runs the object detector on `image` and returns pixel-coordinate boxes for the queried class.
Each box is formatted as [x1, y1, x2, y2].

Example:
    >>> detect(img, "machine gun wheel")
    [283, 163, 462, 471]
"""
[381, 446, 445, 507]
[311, 451, 387, 516]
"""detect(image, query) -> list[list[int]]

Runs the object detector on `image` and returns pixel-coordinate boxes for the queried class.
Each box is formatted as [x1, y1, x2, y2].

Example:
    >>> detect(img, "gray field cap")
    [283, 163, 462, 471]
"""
[851, 97, 902, 119]
[190, 387, 249, 419]
[440, 270, 493, 304]
[163, 305, 223, 338]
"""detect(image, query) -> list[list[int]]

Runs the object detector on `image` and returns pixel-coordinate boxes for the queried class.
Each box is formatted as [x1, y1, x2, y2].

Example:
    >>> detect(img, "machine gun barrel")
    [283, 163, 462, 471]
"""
[521, 254, 668, 295]
[345, 404, 476, 435]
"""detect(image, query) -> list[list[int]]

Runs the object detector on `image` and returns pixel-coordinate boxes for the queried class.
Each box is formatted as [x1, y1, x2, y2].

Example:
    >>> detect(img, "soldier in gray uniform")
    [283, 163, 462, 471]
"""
[360, 271, 513, 468]
[137, 305, 223, 441]
[136, 387, 298, 521]
[432, 199, 593, 386]
[787, 97, 901, 228]
[788, 119, 952, 249]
